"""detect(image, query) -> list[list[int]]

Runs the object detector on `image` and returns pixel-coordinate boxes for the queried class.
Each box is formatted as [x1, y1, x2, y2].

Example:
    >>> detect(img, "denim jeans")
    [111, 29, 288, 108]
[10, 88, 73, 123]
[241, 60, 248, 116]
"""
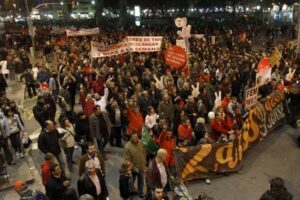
[132, 171, 144, 197]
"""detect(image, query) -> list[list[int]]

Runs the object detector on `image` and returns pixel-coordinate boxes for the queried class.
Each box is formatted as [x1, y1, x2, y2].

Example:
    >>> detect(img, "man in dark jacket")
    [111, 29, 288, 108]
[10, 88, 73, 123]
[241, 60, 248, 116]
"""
[37, 120, 64, 171]
[146, 149, 169, 196]
[89, 105, 111, 155]
[33, 96, 50, 128]
[75, 111, 92, 155]
[46, 163, 78, 200]
[78, 143, 105, 177]
[78, 160, 109, 200]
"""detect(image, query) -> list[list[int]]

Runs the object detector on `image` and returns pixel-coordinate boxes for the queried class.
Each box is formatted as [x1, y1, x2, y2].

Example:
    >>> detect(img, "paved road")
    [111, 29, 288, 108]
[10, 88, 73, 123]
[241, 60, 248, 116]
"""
[0, 81, 300, 200]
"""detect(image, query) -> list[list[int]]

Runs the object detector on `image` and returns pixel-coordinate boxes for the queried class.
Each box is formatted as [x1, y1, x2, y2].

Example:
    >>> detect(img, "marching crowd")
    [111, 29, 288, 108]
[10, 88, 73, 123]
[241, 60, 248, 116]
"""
[0, 22, 297, 200]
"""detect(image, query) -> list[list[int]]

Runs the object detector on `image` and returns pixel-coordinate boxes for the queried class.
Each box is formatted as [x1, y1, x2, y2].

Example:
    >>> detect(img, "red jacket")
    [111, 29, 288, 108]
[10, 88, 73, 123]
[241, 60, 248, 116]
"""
[80, 92, 94, 118]
[91, 77, 106, 96]
[178, 124, 193, 142]
[41, 161, 52, 186]
[210, 118, 231, 140]
[126, 106, 144, 137]
[159, 130, 176, 167]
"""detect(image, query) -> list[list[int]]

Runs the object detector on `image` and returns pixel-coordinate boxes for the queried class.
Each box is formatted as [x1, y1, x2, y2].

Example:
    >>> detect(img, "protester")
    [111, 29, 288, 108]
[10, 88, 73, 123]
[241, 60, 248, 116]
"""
[33, 95, 51, 128]
[259, 177, 293, 200]
[59, 118, 76, 172]
[37, 120, 65, 171]
[146, 149, 169, 199]
[119, 160, 134, 200]
[75, 111, 92, 155]
[125, 132, 147, 198]
[6, 108, 25, 159]
[41, 153, 57, 186]
[78, 142, 105, 177]
[89, 105, 111, 155]
[78, 160, 109, 200]
[45, 163, 78, 200]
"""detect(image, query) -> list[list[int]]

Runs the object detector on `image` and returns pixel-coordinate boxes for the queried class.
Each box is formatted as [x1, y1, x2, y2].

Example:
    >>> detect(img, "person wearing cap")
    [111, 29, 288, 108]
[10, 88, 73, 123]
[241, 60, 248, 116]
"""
[15, 180, 48, 200]
[124, 132, 147, 198]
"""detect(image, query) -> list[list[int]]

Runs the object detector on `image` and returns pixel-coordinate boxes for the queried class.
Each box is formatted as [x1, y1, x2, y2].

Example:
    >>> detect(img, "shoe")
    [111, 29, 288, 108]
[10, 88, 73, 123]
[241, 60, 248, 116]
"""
[205, 178, 211, 184]
[138, 195, 144, 199]
[20, 153, 24, 158]
[16, 152, 20, 159]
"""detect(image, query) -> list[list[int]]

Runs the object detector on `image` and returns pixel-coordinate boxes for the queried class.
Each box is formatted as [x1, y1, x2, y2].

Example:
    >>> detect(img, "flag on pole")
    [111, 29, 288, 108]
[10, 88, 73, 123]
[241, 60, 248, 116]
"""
[269, 48, 282, 67]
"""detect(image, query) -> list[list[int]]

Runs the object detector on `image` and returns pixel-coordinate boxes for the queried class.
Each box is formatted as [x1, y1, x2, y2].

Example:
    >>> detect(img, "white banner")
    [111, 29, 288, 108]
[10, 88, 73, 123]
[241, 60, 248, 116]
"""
[244, 86, 258, 110]
[176, 39, 186, 51]
[66, 27, 99, 37]
[91, 36, 163, 58]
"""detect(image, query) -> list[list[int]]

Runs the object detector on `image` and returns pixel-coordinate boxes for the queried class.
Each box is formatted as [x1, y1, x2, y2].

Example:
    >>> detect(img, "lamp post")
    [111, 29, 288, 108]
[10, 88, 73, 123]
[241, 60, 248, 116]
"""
[25, 0, 36, 64]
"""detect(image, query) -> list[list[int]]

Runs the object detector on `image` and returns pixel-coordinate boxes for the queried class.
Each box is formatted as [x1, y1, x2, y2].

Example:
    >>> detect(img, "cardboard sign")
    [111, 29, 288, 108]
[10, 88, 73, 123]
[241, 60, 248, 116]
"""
[245, 86, 258, 110]
[66, 27, 99, 37]
[164, 45, 187, 69]
[91, 36, 163, 58]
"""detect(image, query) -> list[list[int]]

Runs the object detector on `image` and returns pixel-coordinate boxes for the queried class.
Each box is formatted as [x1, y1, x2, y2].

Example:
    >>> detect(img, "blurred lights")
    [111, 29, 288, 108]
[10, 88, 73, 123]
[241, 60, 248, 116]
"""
[91, 0, 95, 5]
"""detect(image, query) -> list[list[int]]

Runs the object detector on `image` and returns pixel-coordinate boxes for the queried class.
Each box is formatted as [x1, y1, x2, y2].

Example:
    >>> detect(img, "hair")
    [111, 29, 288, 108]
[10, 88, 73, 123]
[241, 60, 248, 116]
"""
[44, 120, 53, 128]
[94, 105, 101, 111]
[263, 177, 293, 200]
[85, 160, 96, 169]
[87, 142, 95, 149]
[156, 148, 167, 160]
[44, 153, 55, 161]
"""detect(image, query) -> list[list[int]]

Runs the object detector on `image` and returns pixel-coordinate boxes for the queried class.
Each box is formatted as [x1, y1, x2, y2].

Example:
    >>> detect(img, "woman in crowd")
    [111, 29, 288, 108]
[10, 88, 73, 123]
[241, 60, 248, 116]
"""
[59, 118, 76, 172]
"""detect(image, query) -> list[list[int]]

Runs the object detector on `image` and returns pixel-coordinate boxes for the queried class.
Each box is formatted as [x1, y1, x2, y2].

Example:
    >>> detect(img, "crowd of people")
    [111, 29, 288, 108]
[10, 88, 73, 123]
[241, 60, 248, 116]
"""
[0, 21, 298, 200]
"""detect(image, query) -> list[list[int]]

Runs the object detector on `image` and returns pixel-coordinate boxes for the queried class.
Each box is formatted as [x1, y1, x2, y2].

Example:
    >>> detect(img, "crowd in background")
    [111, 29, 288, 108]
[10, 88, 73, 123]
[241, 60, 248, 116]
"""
[0, 22, 298, 200]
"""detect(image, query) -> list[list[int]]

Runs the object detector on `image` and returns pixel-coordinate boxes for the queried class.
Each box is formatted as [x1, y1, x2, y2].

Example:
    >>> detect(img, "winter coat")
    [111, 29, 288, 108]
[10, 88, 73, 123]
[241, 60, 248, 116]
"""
[77, 169, 109, 200]
[80, 93, 94, 118]
[126, 106, 143, 137]
[78, 151, 105, 177]
[33, 102, 50, 127]
[89, 112, 111, 140]
[37, 129, 61, 156]
[159, 131, 176, 167]
[125, 140, 147, 174]
[119, 170, 133, 199]
[158, 100, 174, 122]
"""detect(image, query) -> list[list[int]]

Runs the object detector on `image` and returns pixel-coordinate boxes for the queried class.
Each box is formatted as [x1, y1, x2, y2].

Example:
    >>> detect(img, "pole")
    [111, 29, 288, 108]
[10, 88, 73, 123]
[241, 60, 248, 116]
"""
[297, 2, 300, 57]
[25, 0, 36, 65]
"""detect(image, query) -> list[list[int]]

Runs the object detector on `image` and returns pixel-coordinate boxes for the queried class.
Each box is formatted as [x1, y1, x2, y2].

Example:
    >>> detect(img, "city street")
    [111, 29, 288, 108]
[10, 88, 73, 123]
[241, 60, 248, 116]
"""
[0, 80, 299, 200]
